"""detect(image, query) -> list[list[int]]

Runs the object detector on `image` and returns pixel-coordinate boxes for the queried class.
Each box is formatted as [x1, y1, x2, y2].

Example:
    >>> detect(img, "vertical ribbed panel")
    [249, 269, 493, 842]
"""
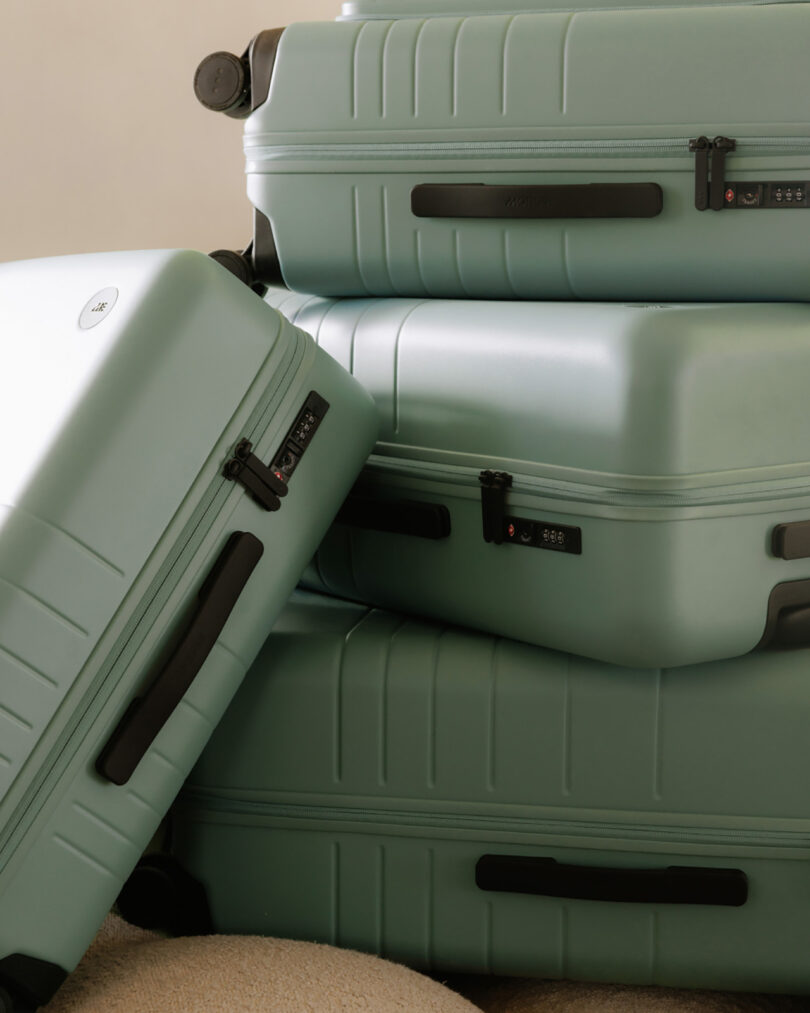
[172, 596, 810, 989]
[0, 505, 124, 801]
[353, 186, 397, 296]
[381, 19, 425, 122]
[0, 640, 248, 975]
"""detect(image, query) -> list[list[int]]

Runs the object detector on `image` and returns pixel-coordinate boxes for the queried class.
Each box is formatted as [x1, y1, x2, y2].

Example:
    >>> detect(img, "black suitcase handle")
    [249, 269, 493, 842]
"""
[336, 495, 451, 540]
[476, 855, 747, 907]
[96, 531, 264, 786]
[411, 182, 663, 220]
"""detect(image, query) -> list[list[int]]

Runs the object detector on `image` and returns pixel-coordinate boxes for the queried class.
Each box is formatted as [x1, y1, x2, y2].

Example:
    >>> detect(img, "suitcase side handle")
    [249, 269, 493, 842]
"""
[411, 183, 663, 220]
[475, 855, 747, 907]
[336, 495, 451, 540]
[757, 577, 810, 651]
[96, 531, 264, 786]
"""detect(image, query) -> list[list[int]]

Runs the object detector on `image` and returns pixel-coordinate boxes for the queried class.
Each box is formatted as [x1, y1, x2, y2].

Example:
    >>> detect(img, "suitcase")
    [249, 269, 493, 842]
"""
[265, 288, 810, 670]
[0, 251, 377, 1013]
[195, 2, 810, 301]
[171, 591, 810, 995]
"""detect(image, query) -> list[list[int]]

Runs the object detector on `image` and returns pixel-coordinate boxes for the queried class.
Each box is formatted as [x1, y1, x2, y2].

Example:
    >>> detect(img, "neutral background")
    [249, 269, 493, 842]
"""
[0, 0, 336, 263]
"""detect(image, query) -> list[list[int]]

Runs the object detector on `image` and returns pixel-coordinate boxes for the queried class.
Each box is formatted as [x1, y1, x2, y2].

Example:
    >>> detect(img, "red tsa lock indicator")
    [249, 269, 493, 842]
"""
[505, 518, 536, 546]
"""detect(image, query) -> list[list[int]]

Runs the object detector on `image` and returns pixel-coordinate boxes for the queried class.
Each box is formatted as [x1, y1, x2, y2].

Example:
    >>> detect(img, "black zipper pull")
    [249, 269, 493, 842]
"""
[479, 470, 512, 545]
[710, 136, 736, 211]
[689, 136, 710, 211]
[224, 439, 289, 511]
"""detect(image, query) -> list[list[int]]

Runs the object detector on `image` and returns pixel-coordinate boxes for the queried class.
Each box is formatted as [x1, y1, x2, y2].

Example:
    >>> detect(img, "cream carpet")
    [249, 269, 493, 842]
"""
[40, 917, 810, 1013]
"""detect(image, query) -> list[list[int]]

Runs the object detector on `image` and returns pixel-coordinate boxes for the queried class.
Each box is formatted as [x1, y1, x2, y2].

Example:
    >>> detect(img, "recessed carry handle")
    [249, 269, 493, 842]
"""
[411, 183, 663, 220]
[757, 577, 810, 651]
[96, 531, 264, 786]
[336, 496, 451, 540]
[476, 855, 747, 907]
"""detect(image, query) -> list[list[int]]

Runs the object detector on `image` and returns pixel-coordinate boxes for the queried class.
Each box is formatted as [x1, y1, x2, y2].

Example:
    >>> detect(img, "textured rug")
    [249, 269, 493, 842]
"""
[40, 917, 810, 1012]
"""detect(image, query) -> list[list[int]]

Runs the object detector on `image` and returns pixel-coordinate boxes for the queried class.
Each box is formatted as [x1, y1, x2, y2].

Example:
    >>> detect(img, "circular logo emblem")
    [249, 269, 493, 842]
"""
[79, 287, 119, 330]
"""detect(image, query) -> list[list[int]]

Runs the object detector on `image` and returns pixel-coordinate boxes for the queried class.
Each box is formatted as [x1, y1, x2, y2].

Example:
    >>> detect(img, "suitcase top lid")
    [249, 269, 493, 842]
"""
[282, 295, 810, 491]
[337, 0, 793, 19]
[255, 3, 810, 142]
[0, 249, 285, 574]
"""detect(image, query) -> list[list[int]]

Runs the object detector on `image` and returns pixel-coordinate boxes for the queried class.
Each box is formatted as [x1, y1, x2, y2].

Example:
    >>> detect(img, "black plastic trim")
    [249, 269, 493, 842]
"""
[209, 249, 254, 287]
[479, 470, 512, 545]
[96, 532, 264, 786]
[116, 855, 213, 936]
[0, 954, 68, 1010]
[337, 496, 451, 540]
[710, 136, 737, 211]
[193, 28, 285, 119]
[411, 183, 663, 220]
[475, 855, 748, 907]
[773, 521, 810, 560]
[757, 578, 810, 651]
[224, 439, 288, 511]
[251, 208, 283, 288]
[247, 29, 286, 112]
[689, 136, 710, 211]
[269, 391, 330, 485]
[504, 515, 581, 555]
[722, 181, 810, 209]
[193, 51, 250, 116]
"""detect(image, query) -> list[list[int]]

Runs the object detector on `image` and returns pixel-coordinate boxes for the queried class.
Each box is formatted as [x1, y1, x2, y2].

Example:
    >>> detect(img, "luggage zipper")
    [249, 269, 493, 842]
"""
[0, 333, 309, 871]
[366, 455, 810, 510]
[340, 1, 800, 18]
[245, 135, 810, 165]
[176, 793, 810, 853]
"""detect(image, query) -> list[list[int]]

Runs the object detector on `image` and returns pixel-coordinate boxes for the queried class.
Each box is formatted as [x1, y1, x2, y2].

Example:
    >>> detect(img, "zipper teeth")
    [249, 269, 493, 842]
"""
[340, 1, 794, 17]
[245, 136, 810, 161]
[0, 332, 307, 871]
[367, 456, 810, 509]
[179, 794, 810, 850]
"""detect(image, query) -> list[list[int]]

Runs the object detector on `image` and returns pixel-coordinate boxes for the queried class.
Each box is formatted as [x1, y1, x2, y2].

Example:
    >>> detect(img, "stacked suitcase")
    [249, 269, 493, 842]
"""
[169, 0, 810, 998]
[5, 0, 810, 1007]
[0, 252, 378, 1012]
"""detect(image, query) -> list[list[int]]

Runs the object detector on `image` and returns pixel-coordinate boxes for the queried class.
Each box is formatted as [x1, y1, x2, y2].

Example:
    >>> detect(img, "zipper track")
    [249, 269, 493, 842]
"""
[340, 1, 802, 18]
[0, 330, 307, 873]
[364, 455, 810, 510]
[177, 793, 810, 852]
[245, 136, 810, 163]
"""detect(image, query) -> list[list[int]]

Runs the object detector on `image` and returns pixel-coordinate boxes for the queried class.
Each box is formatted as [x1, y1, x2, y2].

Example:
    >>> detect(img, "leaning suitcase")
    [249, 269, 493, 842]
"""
[172, 591, 810, 996]
[265, 289, 810, 669]
[0, 251, 376, 1012]
[196, 2, 810, 301]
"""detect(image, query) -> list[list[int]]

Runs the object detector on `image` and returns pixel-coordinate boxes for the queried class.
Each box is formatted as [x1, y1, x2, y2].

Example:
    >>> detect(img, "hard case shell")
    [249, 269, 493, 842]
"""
[202, 2, 810, 301]
[267, 288, 810, 669]
[0, 251, 377, 1011]
[172, 592, 810, 995]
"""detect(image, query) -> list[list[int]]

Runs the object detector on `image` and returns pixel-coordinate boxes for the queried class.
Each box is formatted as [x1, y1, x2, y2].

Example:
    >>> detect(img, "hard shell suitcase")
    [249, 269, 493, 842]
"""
[0, 251, 377, 1012]
[196, 2, 810, 301]
[266, 288, 810, 669]
[172, 591, 810, 995]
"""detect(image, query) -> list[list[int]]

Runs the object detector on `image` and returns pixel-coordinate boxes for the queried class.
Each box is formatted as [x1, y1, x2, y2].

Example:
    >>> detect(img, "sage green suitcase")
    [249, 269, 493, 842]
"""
[196, 2, 810, 300]
[172, 591, 810, 995]
[0, 251, 377, 1012]
[265, 288, 810, 670]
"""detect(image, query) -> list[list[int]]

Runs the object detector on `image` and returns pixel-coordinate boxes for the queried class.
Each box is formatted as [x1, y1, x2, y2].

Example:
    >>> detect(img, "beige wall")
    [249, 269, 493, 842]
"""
[0, 0, 337, 263]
